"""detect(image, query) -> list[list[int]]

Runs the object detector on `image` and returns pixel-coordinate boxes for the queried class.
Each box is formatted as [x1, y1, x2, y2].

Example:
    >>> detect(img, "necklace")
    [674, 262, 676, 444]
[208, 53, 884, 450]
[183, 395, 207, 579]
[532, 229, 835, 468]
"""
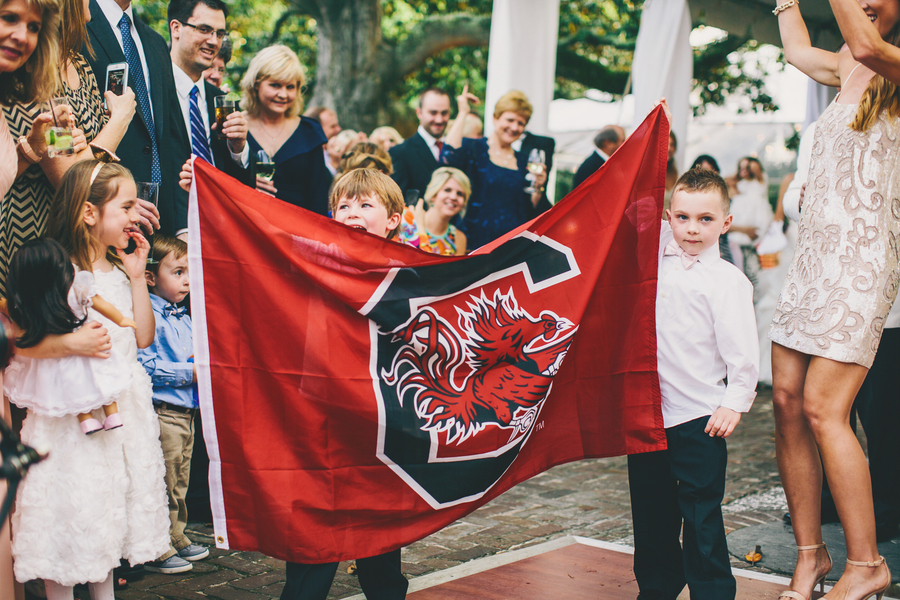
[489, 145, 516, 168]
[257, 118, 287, 142]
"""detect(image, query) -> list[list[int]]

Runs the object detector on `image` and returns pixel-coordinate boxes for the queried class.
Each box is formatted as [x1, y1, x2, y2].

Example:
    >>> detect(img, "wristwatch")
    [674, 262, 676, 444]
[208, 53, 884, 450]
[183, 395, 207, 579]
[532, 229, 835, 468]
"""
[16, 136, 42, 164]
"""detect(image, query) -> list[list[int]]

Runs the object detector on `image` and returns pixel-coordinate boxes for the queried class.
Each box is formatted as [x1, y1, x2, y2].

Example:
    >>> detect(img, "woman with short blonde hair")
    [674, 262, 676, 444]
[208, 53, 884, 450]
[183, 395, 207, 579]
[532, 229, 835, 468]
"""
[369, 126, 403, 152]
[243, 45, 329, 215]
[440, 88, 547, 250]
[398, 166, 470, 255]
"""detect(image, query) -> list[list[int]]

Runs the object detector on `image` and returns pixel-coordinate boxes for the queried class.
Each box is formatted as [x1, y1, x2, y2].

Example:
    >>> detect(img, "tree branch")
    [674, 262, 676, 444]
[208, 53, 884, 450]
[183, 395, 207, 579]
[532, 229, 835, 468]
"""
[269, 9, 301, 45]
[555, 47, 630, 94]
[390, 13, 491, 80]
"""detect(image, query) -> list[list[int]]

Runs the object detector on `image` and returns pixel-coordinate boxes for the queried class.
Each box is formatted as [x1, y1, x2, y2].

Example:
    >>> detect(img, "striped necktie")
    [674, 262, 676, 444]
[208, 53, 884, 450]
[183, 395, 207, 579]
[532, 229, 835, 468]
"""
[117, 13, 160, 184]
[189, 86, 214, 165]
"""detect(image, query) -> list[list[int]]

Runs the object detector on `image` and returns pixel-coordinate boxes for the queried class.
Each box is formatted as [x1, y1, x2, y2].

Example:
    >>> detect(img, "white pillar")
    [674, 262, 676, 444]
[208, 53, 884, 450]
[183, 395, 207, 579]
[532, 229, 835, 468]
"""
[484, 0, 561, 136]
[632, 0, 692, 171]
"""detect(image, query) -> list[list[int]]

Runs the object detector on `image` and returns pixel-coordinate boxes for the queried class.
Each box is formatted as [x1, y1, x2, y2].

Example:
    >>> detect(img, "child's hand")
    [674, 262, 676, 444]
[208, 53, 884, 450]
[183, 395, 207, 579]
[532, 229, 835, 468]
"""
[179, 158, 193, 193]
[705, 407, 741, 438]
[118, 230, 149, 280]
[119, 317, 137, 330]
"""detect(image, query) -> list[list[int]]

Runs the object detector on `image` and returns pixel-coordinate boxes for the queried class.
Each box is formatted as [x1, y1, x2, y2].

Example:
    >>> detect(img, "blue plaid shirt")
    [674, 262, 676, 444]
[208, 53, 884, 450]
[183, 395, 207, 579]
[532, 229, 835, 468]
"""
[138, 293, 196, 408]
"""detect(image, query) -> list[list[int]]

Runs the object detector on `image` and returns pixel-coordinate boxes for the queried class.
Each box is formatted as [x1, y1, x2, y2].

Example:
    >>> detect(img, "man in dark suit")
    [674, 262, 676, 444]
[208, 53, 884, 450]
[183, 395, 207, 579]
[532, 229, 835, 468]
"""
[515, 131, 556, 214]
[389, 88, 451, 201]
[168, 0, 253, 190]
[86, 0, 191, 236]
[572, 125, 625, 190]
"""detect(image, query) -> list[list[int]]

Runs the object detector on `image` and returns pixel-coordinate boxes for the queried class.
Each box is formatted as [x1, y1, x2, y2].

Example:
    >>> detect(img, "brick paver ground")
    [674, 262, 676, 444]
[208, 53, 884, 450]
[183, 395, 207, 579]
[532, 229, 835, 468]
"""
[58, 390, 827, 599]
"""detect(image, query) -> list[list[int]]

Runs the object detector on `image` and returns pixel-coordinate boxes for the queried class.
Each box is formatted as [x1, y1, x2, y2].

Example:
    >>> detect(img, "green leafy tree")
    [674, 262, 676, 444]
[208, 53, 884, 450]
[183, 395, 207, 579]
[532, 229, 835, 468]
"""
[136, 0, 781, 133]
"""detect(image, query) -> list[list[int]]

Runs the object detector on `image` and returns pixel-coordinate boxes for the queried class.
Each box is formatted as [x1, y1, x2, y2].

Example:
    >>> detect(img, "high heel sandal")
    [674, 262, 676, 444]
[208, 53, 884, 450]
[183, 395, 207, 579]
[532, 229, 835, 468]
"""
[779, 543, 833, 600]
[844, 556, 891, 600]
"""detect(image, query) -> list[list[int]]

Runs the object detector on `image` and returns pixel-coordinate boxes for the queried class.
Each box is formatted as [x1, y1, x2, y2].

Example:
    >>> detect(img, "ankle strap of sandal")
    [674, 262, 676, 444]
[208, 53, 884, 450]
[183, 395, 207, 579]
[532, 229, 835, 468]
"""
[846, 556, 885, 567]
[797, 543, 826, 551]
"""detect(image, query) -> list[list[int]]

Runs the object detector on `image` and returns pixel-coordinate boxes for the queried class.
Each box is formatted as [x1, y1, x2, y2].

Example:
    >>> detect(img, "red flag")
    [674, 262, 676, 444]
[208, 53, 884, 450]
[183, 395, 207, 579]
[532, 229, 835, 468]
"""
[189, 108, 668, 563]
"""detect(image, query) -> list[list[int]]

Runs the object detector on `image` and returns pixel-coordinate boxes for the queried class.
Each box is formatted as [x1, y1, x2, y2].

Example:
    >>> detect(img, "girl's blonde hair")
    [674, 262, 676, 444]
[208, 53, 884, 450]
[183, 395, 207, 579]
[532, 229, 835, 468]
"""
[240, 45, 306, 119]
[493, 90, 532, 123]
[424, 167, 471, 217]
[46, 160, 134, 272]
[851, 22, 900, 132]
[0, 0, 60, 105]
[337, 141, 392, 176]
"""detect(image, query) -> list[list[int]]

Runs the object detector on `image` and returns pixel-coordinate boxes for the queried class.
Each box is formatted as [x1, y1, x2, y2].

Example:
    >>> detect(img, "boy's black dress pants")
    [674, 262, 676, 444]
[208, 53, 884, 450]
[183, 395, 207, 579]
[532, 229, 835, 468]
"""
[627, 416, 736, 600]
[280, 549, 407, 600]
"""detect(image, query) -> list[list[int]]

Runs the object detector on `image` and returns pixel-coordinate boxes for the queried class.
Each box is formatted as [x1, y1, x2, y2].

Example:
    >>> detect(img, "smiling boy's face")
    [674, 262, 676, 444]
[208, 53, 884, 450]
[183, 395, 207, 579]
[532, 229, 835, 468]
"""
[333, 193, 401, 239]
[666, 188, 732, 256]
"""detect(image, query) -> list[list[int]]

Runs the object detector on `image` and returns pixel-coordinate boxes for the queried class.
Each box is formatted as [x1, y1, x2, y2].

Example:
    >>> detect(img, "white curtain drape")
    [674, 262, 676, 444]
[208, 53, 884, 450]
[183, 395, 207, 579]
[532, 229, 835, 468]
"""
[632, 0, 692, 170]
[484, 0, 561, 136]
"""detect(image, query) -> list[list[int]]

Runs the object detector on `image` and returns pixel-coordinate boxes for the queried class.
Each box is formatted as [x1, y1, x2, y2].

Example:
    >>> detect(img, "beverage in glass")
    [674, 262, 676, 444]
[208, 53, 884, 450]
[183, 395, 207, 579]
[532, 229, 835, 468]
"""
[256, 150, 275, 182]
[135, 182, 160, 264]
[46, 97, 75, 158]
[524, 149, 546, 194]
[214, 94, 239, 139]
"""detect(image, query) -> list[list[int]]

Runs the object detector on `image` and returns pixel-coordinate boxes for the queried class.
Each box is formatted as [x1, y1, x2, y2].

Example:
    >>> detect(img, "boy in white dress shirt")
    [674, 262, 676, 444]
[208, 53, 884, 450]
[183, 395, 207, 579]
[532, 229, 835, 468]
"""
[627, 167, 759, 600]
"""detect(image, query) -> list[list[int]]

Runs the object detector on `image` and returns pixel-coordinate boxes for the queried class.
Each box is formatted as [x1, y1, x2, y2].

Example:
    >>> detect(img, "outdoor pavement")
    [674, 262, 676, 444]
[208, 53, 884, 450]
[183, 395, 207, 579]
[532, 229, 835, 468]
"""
[58, 390, 895, 599]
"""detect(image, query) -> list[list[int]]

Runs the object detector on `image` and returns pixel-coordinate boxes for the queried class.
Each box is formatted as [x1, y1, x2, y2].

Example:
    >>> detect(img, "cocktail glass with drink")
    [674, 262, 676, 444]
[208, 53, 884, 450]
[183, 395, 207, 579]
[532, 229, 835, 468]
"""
[214, 93, 240, 140]
[46, 97, 75, 158]
[256, 150, 275, 182]
[524, 149, 546, 194]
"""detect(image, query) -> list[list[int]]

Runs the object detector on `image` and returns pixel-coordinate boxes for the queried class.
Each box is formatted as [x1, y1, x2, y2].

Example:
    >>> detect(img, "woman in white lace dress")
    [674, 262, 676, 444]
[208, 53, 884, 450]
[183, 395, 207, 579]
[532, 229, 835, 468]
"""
[771, 1, 900, 598]
[10, 160, 169, 599]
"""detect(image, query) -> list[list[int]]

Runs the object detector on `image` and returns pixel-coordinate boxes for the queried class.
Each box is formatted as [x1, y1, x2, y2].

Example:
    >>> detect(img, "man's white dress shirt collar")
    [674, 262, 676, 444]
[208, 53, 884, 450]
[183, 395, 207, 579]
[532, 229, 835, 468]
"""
[417, 125, 443, 161]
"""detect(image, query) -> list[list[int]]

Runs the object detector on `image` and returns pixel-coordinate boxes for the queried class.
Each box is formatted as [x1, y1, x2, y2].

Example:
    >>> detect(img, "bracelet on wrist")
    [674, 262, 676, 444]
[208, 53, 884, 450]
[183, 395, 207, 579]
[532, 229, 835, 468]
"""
[16, 136, 42, 164]
[773, 0, 798, 16]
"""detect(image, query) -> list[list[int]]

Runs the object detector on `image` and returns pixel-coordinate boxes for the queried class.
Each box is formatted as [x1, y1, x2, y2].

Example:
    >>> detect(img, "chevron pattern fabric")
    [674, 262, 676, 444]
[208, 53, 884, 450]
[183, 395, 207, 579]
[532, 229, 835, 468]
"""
[0, 55, 107, 294]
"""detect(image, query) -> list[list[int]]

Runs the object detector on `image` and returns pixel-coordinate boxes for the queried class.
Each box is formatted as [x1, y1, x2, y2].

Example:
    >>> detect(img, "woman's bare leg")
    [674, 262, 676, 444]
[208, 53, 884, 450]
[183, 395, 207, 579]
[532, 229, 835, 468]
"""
[772, 342, 831, 595]
[803, 357, 889, 598]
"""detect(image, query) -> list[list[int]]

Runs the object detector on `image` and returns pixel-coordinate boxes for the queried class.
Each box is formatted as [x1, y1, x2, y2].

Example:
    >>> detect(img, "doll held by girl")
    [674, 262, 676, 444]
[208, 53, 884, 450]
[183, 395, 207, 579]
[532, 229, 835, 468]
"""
[3, 239, 134, 434]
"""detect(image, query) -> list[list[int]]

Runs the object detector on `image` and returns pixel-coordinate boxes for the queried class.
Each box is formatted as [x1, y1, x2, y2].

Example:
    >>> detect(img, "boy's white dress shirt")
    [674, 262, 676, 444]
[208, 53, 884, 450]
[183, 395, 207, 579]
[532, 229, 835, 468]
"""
[656, 220, 759, 428]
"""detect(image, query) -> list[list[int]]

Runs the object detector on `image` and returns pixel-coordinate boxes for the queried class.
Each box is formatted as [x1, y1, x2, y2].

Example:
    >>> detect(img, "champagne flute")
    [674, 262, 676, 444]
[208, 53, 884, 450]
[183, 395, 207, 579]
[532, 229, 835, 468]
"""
[135, 182, 160, 264]
[524, 149, 546, 194]
[256, 150, 275, 182]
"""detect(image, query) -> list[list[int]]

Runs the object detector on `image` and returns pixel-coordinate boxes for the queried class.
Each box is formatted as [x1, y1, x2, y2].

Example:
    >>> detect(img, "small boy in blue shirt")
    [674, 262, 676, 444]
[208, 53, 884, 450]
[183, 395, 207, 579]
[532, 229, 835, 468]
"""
[138, 236, 208, 574]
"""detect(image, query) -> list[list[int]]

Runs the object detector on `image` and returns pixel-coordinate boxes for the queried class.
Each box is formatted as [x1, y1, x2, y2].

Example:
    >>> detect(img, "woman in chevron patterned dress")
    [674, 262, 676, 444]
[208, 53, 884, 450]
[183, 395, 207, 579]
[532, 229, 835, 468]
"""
[1, 0, 135, 294]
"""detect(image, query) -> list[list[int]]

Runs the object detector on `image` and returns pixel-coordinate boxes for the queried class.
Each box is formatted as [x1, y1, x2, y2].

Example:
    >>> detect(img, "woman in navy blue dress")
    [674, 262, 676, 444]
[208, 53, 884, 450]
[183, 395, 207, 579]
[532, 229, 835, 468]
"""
[440, 88, 548, 250]
[242, 45, 330, 216]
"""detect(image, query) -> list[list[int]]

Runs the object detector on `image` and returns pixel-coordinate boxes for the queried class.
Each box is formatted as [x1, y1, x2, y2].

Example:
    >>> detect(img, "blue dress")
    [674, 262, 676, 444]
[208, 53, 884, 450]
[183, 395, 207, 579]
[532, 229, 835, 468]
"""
[440, 138, 534, 250]
[248, 117, 331, 217]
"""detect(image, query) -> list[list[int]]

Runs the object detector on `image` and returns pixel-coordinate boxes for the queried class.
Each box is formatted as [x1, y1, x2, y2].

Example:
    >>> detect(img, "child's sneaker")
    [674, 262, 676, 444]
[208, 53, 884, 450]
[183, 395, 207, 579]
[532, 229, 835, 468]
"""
[177, 544, 210, 562]
[144, 555, 192, 574]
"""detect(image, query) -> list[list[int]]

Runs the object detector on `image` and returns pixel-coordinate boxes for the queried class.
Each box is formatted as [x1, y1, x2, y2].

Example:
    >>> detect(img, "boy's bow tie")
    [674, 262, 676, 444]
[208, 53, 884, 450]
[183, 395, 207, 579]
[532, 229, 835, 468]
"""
[165, 305, 187, 318]
[664, 239, 700, 270]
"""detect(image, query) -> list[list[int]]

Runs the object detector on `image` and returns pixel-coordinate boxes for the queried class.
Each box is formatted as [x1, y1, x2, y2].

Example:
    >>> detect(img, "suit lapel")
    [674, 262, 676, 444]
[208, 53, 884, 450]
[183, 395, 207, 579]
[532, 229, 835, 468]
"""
[411, 133, 437, 169]
[87, 1, 125, 65]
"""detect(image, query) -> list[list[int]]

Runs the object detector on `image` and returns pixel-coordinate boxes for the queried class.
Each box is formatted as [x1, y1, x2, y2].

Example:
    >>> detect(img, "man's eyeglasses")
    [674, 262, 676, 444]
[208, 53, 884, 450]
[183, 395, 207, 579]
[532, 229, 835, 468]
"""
[177, 20, 227, 40]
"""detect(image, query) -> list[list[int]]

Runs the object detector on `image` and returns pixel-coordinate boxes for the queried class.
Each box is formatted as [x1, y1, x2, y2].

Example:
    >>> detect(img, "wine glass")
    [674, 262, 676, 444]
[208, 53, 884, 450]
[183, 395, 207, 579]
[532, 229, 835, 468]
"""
[524, 149, 546, 194]
[135, 182, 160, 264]
[256, 150, 275, 182]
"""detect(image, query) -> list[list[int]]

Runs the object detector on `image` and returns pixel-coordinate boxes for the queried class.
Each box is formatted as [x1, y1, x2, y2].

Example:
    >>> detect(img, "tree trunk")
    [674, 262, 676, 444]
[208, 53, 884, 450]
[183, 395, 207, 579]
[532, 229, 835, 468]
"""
[310, 0, 385, 132]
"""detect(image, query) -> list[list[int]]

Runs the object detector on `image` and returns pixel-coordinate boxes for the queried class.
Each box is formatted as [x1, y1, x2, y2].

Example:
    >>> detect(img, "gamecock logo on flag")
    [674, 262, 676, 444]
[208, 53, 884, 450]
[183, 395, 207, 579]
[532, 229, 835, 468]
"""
[364, 233, 580, 507]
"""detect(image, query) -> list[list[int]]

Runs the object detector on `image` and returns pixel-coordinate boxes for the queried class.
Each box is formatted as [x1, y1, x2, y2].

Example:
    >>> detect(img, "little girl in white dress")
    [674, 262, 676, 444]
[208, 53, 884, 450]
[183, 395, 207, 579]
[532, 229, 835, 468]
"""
[7, 161, 169, 599]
